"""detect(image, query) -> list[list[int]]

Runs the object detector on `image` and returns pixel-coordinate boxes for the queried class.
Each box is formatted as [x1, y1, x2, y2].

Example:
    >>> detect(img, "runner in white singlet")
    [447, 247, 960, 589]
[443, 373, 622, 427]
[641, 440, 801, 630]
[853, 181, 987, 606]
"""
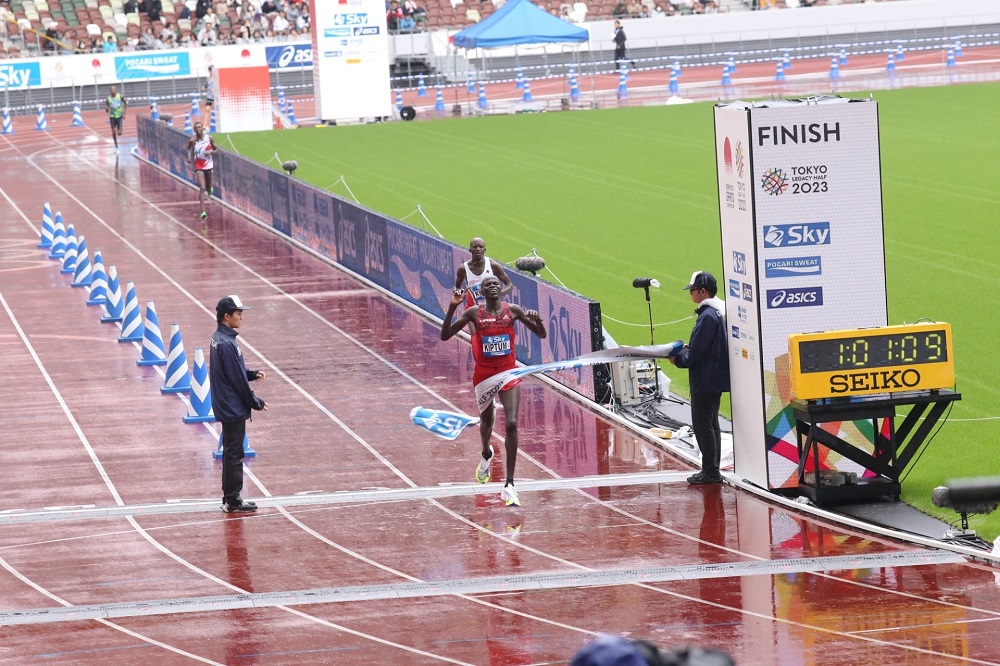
[187, 122, 217, 220]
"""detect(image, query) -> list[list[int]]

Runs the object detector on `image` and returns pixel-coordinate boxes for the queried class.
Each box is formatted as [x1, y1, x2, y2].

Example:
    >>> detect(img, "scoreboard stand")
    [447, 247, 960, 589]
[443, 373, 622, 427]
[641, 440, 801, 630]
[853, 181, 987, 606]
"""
[791, 389, 961, 507]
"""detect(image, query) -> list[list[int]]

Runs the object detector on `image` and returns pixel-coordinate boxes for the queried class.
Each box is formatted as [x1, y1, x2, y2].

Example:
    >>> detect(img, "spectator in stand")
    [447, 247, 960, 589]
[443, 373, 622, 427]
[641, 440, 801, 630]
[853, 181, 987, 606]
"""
[260, 0, 278, 14]
[199, 25, 217, 43]
[204, 7, 219, 28]
[560, 5, 571, 19]
[123, 0, 138, 13]
[234, 20, 250, 40]
[161, 21, 176, 40]
[196, 0, 211, 19]
[297, 3, 309, 30]
[42, 22, 60, 53]
[76, 36, 90, 51]
[386, 0, 402, 31]
[103, 34, 119, 52]
[139, 26, 155, 48]
[625, 0, 642, 16]
[639, 5, 650, 17]
[178, 3, 192, 19]
[402, 0, 426, 27]
[271, 9, 289, 33]
[251, 27, 263, 40]
[147, 0, 163, 21]
[611, 1, 627, 16]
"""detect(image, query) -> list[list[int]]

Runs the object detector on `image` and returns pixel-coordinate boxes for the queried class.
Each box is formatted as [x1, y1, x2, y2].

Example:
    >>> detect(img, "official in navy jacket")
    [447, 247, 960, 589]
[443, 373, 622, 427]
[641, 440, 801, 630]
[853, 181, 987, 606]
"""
[210, 295, 267, 513]
[670, 271, 730, 484]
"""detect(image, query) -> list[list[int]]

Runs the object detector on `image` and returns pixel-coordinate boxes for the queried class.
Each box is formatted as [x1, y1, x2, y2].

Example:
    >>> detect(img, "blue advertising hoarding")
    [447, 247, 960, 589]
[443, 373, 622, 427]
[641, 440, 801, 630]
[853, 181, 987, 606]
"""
[0, 62, 42, 89]
[115, 52, 191, 80]
[265, 43, 313, 69]
[136, 117, 605, 401]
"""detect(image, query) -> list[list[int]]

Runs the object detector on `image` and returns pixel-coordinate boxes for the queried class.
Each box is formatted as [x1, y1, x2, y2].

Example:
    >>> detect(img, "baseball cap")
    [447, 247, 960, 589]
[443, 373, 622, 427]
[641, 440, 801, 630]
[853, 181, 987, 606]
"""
[683, 271, 716, 291]
[216, 295, 251, 314]
[571, 635, 648, 666]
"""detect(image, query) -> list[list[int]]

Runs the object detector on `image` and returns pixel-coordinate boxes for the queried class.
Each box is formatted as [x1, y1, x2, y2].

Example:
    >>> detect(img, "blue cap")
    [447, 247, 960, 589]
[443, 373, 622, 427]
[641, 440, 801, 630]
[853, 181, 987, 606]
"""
[571, 636, 648, 666]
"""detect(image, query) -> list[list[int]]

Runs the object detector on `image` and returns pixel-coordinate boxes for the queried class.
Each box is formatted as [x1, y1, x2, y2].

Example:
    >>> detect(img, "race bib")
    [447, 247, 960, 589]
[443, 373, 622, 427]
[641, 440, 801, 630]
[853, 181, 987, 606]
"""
[481, 334, 511, 358]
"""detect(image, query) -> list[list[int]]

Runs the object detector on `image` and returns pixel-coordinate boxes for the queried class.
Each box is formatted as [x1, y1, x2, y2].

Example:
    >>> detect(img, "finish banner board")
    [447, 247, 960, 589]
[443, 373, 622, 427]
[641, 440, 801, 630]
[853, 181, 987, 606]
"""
[310, 0, 392, 121]
[137, 117, 606, 402]
[714, 98, 887, 490]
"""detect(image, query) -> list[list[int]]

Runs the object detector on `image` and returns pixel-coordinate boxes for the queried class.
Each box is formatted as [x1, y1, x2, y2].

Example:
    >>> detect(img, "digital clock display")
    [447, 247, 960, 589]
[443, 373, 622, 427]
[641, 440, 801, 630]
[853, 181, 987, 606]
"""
[788, 323, 955, 400]
[798, 329, 948, 373]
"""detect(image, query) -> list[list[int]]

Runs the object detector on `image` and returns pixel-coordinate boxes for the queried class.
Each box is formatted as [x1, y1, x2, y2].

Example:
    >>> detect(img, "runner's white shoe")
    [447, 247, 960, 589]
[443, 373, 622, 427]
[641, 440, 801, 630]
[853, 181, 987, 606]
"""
[501, 484, 520, 507]
[475, 452, 493, 484]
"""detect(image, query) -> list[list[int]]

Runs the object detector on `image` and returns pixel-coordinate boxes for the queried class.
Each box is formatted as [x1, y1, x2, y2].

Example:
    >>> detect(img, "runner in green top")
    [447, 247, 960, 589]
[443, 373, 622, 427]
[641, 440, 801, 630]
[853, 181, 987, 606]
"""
[104, 85, 127, 153]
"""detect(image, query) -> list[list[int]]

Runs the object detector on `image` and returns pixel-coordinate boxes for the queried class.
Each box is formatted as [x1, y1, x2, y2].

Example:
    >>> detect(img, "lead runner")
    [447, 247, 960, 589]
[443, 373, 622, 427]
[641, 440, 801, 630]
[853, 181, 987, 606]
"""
[440, 275, 546, 507]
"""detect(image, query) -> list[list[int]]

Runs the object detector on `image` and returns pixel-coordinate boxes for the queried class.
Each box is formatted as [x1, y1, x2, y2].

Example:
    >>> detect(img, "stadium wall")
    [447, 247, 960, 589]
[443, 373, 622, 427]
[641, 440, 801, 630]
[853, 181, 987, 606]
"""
[136, 115, 609, 402]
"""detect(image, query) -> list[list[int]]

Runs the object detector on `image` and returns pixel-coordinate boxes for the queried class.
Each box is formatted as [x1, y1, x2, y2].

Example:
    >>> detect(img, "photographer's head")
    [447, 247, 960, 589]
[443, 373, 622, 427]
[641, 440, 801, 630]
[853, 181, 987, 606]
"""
[572, 635, 734, 666]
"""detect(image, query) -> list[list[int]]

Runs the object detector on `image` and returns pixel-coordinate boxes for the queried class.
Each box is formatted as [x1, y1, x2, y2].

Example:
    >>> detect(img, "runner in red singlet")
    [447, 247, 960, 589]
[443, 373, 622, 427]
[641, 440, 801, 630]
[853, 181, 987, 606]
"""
[441, 276, 546, 507]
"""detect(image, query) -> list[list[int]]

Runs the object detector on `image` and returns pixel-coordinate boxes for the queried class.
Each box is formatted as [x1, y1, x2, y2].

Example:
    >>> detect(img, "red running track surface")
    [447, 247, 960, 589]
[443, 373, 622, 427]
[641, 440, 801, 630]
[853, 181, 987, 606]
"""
[1, 101, 1000, 666]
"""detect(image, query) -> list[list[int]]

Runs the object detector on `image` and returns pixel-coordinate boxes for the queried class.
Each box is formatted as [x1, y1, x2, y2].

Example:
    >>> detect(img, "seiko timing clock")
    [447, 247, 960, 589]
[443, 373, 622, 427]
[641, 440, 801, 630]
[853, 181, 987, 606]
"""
[788, 323, 955, 400]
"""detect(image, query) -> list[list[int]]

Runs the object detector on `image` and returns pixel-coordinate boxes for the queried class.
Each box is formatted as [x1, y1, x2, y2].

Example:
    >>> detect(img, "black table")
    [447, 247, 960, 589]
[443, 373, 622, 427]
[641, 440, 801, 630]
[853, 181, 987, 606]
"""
[791, 390, 961, 507]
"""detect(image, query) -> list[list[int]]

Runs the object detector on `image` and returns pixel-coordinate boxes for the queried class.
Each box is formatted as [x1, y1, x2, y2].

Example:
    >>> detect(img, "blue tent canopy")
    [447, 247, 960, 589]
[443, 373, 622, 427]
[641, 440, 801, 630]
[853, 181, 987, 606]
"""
[452, 0, 589, 49]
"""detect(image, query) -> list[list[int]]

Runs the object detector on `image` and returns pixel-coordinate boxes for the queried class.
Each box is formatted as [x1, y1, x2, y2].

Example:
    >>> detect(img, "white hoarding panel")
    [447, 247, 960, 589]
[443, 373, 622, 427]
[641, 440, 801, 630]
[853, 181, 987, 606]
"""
[715, 104, 768, 488]
[751, 99, 887, 489]
[311, 0, 392, 122]
[716, 98, 886, 491]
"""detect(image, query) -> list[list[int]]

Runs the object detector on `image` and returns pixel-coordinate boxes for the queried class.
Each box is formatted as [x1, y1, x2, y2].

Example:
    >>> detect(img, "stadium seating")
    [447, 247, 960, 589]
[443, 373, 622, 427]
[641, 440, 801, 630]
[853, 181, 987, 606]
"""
[0, 0, 909, 55]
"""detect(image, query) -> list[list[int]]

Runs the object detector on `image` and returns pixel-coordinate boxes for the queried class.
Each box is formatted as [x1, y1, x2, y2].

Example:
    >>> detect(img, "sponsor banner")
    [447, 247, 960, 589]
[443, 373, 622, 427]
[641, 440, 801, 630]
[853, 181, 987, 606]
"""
[269, 170, 291, 235]
[762, 222, 831, 248]
[218, 152, 273, 223]
[504, 270, 542, 366]
[539, 280, 599, 400]
[313, 0, 392, 120]
[765, 286, 824, 309]
[717, 99, 886, 490]
[714, 105, 765, 487]
[335, 205, 390, 290]
[0, 62, 42, 89]
[289, 181, 337, 259]
[115, 52, 190, 80]
[137, 116, 193, 183]
[387, 224, 453, 318]
[764, 256, 822, 278]
[265, 43, 313, 69]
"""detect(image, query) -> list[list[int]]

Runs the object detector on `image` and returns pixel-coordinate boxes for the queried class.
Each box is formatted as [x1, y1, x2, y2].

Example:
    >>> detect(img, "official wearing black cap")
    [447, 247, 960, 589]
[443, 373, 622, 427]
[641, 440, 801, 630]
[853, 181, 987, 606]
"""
[210, 295, 267, 512]
[669, 271, 730, 484]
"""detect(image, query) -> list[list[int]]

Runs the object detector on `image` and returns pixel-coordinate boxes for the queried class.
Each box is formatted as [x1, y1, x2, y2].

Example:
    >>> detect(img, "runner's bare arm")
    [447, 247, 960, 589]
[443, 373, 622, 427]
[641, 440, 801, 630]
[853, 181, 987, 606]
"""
[510, 304, 546, 338]
[441, 290, 477, 341]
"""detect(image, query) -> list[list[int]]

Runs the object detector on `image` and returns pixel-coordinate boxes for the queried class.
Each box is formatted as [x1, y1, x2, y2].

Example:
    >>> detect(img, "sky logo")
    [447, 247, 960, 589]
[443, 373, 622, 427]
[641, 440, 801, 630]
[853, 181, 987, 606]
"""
[763, 222, 831, 248]
[766, 287, 824, 309]
[733, 250, 746, 275]
[729, 279, 741, 299]
[742, 283, 753, 302]
[0, 62, 41, 89]
[764, 256, 822, 278]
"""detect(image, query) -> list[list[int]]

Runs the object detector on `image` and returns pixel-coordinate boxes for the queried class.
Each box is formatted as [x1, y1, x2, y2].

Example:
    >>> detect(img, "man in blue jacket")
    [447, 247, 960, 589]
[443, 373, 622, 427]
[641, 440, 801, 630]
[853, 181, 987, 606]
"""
[210, 295, 268, 512]
[669, 271, 730, 485]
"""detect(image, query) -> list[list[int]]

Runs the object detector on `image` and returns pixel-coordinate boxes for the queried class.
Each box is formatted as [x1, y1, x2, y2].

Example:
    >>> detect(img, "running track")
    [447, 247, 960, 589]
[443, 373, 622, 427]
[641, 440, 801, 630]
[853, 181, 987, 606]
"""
[2, 66, 1000, 664]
